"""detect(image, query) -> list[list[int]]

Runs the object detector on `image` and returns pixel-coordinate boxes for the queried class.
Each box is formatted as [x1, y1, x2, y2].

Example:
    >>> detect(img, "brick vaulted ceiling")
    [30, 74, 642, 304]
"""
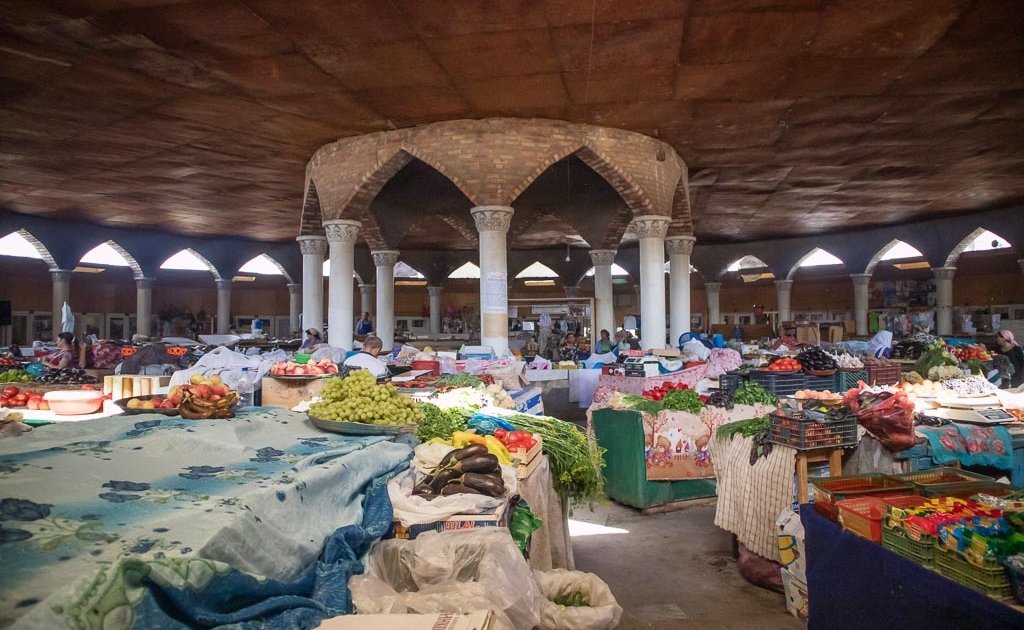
[1, 1, 1022, 246]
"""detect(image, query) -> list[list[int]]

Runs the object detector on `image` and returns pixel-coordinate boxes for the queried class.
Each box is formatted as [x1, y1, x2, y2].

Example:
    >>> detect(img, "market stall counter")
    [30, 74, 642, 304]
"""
[0, 408, 412, 628]
[801, 505, 1024, 630]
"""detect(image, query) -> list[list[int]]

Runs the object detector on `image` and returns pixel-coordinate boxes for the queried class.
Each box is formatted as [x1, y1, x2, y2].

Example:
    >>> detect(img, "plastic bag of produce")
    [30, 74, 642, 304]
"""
[843, 386, 915, 451]
[362, 529, 542, 630]
[388, 465, 518, 526]
[533, 569, 622, 630]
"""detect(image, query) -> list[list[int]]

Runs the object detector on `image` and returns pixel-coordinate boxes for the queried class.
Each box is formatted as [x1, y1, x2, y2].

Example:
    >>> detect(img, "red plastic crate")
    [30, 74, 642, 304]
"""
[812, 474, 916, 521]
[837, 497, 890, 542]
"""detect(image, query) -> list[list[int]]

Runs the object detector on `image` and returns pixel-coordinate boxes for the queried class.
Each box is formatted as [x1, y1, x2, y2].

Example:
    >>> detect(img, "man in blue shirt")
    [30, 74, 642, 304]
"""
[356, 312, 374, 336]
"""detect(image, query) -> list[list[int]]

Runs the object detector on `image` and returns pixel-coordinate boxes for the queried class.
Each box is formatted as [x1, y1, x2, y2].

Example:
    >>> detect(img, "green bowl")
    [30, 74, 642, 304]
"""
[293, 353, 311, 364]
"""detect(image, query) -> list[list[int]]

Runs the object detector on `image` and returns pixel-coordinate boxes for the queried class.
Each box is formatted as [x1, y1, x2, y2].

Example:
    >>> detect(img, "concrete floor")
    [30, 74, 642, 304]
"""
[570, 501, 803, 630]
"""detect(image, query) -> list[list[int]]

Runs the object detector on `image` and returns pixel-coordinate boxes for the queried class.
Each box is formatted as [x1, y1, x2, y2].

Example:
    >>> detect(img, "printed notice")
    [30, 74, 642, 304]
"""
[483, 271, 507, 313]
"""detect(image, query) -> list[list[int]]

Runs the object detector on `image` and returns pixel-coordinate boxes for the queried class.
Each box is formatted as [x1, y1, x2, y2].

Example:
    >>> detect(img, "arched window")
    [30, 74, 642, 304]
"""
[726, 255, 768, 272]
[161, 249, 220, 279]
[515, 262, 559, 279]
[586, 263, 630, 276]
[448, 262, 480, 279]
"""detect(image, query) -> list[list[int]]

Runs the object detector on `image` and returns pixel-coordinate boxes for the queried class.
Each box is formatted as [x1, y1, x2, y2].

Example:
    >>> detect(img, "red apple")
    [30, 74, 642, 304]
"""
[38, 400, 49, 411]
[191, 384, 212, 399]
[211, 384, 228, 397]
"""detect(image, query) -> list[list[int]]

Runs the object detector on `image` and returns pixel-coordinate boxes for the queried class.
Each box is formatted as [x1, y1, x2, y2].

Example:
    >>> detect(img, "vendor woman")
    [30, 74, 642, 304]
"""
[42, 332, 80, 369]
[342, 335, 389, 377]
[996, 330, 1024, 388]
[595, 329, 615, 354]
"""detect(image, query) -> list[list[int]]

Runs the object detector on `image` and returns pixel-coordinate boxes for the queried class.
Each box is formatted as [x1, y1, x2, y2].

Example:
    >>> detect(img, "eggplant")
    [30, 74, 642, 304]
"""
[427, 468, 459, 493]
[447, 454, 499, 474]
[459, 472, 506, 497]
[438, 443, 488, 468]
[412, 483, 436, 498]
[440, 483, 483, 496]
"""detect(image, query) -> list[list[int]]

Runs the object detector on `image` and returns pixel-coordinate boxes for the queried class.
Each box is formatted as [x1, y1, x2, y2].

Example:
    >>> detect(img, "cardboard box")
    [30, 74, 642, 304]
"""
[319, 611, 494, 630]
[782, 570, 808, 621]
[260, 376, 328, 409]
[388, 498, 510, 540]
[776, 508, 806, 583]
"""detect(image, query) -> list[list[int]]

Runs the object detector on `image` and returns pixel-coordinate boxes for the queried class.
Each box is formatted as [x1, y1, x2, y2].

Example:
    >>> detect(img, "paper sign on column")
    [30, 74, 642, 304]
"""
[483, 271, 507, 314]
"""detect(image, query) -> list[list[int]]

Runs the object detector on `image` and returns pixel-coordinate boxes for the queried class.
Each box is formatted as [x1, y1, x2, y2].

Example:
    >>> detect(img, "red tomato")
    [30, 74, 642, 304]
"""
[494, 428, 508, 440]
[2, 386, 18, 397]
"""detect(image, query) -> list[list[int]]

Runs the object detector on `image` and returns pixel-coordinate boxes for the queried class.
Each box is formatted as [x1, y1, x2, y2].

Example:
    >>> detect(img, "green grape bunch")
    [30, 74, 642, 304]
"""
[309, 369, 424, 426]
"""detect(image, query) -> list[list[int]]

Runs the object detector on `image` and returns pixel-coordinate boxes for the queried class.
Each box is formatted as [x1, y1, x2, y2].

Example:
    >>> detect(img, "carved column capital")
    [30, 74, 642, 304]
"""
[215, 279, 233, 290]
[50, 269, 73, 283]
[135, 277, 155, 290]
[850, 273, 871, 287]
[287, 282, 302, 295]
[428, 286, 444, 298]
[371, 250, 400, 267]
[296, 235, 328, 256]
[704, 282, 722, 293]
[470, 206, 514, 233]
[589, 249, 617, 267]
[932, 266, 956, 280]
[632, 215, 670, 239]
[323, 219, 361, 244]
[665, 235, 696, 256]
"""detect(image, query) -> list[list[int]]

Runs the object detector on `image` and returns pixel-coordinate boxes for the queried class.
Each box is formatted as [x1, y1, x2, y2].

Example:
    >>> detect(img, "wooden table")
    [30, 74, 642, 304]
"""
[796, 446, 844, 504]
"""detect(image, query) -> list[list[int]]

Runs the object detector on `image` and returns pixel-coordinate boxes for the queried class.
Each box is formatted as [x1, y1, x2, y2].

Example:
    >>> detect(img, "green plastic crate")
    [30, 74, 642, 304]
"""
[882, 527, 935, 568]
[838, 370, 868, 391]
[591, 408, 716, 509]
[935, 546, 1013, 600]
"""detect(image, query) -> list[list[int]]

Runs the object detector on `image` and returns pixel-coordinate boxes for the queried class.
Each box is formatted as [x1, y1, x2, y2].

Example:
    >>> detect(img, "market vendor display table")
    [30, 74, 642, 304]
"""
[801, 505, 1024, 630]
[0, 409, 412, 628]
[895, 424, 1024, 488]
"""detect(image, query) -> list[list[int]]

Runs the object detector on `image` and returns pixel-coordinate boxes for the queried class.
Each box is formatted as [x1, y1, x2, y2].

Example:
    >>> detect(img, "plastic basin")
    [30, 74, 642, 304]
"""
[43, 390, 105, 415]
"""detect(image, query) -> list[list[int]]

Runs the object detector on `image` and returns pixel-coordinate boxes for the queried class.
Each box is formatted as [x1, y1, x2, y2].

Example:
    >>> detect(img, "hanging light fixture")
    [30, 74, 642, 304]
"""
[565, 243, 571, 262]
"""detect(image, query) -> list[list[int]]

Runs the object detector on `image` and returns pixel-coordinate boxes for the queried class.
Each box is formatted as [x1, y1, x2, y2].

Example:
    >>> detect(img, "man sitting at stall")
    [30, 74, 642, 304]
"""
[342, 334, 388, 377]
[356, 312, 374, 336]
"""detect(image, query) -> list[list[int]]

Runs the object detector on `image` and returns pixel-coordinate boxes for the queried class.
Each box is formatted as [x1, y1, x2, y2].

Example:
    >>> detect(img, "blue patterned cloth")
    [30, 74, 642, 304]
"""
[0, 409, 412, 629]
[916, 422, 1014, 470]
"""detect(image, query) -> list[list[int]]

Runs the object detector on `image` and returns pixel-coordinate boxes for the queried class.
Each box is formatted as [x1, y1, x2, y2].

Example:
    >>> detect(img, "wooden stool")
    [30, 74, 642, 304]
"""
[796, 447, 844, 504]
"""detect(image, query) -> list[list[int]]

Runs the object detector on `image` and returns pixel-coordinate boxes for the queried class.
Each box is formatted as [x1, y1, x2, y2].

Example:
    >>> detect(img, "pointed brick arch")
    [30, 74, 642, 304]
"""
[299, 179, 324, 236]
[161, 248, 222, 281]
[507, 142, 584, 204]
[787, 247, 845, 279]
[865, 239, 925, 275]
[239, 253, 294, 283]
[82, 240, 145, 279]
[10, 229, 58, 269]
[945, 227, 1013, 267]
[575, 144, 654, 214]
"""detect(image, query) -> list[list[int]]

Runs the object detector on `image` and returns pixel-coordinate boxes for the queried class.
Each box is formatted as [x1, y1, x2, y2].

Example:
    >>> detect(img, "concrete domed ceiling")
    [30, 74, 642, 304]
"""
[1, 1, 1022, 244]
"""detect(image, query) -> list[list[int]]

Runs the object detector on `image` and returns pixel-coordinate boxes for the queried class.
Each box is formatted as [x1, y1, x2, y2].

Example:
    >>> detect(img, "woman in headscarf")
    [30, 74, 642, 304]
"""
[995, 329, 1024, 389]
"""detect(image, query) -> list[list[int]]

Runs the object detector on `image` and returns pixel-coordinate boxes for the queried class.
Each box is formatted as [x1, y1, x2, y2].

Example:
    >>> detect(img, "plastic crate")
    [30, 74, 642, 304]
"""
[837, 497, 890, 542]
[768, 411, 859, 451]
[866, 363, 901, 385]
[890, 467, 995, 498]
[812, 474, 916, 521]
[803, 373, 839, 392]
[1005, 556, 1024, 605]
[882, 527, 936, 567]
[719, 371, 748, 395]
[750, 371, 806, 396]
[837, 370, 868, 391]
[935, 545, 1013, 600]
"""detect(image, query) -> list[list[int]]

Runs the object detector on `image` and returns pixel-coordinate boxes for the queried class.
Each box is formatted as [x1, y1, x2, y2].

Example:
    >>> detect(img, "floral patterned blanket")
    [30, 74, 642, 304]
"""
[0, 409, 412, 629]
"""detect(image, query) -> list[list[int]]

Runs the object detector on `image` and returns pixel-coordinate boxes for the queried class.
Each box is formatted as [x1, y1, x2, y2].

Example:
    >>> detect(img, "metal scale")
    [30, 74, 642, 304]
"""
[923, 396, 1015, 425]
[622, 356, 660, 378]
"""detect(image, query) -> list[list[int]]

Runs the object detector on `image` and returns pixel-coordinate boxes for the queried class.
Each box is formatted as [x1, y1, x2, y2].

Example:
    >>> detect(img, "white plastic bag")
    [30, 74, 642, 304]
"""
[168, 346, 268, 390]
[364, 529, 542, 630]
[349, 574, 407, 614]
[388, 462, 518, 527]
[310, 346, 346, 364]
[529, 356, 553, 370]
[533, 569, 623, 630]
[583, 352, 616, 369]
[682, 339, 711, 361]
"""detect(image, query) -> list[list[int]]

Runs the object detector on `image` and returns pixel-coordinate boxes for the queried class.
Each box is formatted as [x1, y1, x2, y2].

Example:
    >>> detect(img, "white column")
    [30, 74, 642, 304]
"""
[296, 235, 327, 333]
[428, 286, 443, 336]
[933, 266, 956, 336]
[634, 215, 670, 350]
[324, 219, 361, 349]
[471, 206, 514, 356]
[215, 279, 232, 334]
[665, 236, 696, 345]
[135, 277, 154, 338]
[287, 283, 302, 336]
[373, 250, 399, 351]
[360, 283, 375, 319]
[775, 279, 794, 325]
[51, 269, 72, 338]
[851, 273, 871, 336]
[705, 282, 722, 327]
[590, 249, 616, 336]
